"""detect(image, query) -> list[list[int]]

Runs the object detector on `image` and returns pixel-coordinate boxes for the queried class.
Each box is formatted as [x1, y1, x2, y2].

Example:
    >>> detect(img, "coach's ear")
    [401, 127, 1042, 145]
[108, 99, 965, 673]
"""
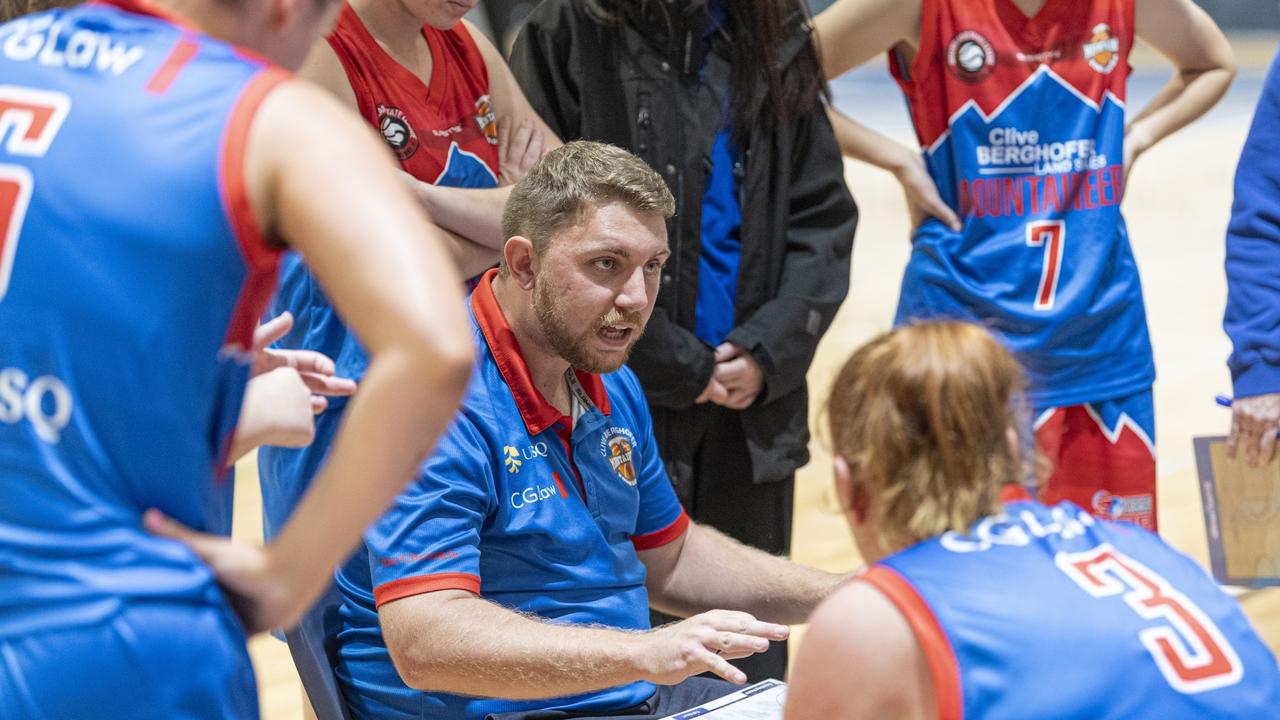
[503, 235, 538, 290]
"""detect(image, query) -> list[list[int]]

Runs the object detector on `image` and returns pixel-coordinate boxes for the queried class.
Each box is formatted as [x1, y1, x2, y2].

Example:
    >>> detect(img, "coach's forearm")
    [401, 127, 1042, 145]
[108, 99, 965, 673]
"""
[379, 590, 651, 698]
[647, 525, 847, 626]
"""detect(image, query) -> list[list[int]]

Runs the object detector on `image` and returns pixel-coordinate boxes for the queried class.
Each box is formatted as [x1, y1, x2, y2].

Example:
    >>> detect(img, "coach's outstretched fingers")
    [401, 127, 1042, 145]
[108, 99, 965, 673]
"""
[638, 610, 788, 686]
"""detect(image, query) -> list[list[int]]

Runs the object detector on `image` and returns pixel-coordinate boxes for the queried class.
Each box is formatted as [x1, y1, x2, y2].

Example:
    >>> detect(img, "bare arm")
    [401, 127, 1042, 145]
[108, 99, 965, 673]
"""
[826, 106, 962, 231]
[812, 0, 920, 80]
[1126, 0, 1235, 172]
[149, 80, 473, 633]
[639, 524, 846, 626]
[378, 589, 786, 696]
[785, 580, 933, 720]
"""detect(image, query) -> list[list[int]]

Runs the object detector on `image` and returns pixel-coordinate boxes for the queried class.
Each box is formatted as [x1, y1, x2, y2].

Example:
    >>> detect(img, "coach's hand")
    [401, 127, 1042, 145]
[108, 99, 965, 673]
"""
[143, 509, 300, 634]
[1227, 392, 1280, 468]
[636, 610, 788, 686]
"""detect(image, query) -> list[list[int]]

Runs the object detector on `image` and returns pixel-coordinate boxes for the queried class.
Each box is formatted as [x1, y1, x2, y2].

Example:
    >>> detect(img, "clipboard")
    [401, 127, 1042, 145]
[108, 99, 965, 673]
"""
[1193, 436, 1280, 586]
[661, 680, 787, 720]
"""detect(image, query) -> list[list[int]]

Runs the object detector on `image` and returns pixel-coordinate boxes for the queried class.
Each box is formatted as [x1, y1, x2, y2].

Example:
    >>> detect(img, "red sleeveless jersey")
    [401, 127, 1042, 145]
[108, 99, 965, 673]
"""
[328, 3, 500, 188]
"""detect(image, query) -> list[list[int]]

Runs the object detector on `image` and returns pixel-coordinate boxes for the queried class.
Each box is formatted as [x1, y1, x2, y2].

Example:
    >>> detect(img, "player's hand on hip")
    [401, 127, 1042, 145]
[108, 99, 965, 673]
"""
[142, 509, 298, 634]
[1227, 393, 1280, 468]
[638, 610, 788, 686]
[892, 152, 961, 232]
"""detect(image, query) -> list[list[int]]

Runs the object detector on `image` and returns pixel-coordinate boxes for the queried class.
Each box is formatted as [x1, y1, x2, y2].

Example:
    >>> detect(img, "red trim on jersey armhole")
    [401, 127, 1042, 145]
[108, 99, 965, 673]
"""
[218, 67, 289, 348]
[631, 510, 690, 551]
[373, 572, 481, 608]
[145, 37, 199, 94]
[906, 0, 941, 90]
[860, 565, 964, 720]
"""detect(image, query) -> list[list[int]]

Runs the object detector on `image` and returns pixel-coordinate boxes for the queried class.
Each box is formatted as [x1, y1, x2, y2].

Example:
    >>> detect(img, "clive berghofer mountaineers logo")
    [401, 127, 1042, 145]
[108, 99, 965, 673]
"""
[600, 427, 638, 486]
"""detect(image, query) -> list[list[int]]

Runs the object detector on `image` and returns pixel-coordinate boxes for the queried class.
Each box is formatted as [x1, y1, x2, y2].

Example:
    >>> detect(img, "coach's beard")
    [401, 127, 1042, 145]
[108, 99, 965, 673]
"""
[532, 282, 646, 375]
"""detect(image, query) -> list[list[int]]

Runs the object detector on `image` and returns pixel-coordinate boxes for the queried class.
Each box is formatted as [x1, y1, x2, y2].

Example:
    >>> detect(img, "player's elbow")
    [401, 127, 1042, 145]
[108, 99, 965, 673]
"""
[400, 317, 475, 396]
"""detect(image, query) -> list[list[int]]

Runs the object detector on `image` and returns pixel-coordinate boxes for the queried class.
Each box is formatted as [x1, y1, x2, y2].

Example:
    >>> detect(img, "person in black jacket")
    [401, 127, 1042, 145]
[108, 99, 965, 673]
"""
[510, 0, 857, 681]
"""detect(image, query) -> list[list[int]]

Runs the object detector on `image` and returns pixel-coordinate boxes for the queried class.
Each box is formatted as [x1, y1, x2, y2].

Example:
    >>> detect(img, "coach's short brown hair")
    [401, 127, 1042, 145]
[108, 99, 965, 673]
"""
[500, 141, 674, 270]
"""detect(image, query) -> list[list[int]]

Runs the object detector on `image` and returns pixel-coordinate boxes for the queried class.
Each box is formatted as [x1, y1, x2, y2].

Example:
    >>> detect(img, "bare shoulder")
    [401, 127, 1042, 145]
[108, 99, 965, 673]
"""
[244, 78, 392, 234]
[296, 38, 361, 111]
[785, 579, 933, 720]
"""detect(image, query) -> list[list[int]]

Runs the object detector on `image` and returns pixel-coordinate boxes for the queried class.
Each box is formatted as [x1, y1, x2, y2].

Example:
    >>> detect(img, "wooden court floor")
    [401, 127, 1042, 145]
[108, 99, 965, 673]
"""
[236, 36, 1280, 719]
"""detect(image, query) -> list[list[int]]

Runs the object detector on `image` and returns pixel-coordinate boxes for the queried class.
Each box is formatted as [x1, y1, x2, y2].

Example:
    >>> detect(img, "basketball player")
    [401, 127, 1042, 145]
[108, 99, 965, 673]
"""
[813, 0, 1235, 529]
[0, 0, 472, 715]
[259, 0, 560, 544]
[786, 321, 1280, 719]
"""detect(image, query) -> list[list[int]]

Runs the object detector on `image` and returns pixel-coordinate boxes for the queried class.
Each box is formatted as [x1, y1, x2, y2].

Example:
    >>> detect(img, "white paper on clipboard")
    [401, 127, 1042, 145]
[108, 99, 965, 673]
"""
[659, 680, 787, 720]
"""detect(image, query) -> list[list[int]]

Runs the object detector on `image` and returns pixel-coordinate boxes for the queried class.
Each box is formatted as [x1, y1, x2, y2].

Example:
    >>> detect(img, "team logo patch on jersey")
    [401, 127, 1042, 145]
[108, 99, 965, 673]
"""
[474, 95, 498, 146]
[600, 427, 638, 486]
[947, 30, 995, 82]
[376, 104, 419, 160]
[1083, 23, 1120, 74]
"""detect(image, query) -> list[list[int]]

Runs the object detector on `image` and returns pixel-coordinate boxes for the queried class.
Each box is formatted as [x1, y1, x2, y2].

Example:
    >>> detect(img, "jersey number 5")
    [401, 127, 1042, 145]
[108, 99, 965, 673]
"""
[1026, 220, 1064, 311]
[1056, 544, 1243, 694]
[0, 86, 71, 302]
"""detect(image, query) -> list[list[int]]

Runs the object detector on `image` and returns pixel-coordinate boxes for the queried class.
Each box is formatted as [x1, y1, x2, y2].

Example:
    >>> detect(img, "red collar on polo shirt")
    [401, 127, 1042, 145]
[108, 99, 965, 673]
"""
[471, 268, 611, 436]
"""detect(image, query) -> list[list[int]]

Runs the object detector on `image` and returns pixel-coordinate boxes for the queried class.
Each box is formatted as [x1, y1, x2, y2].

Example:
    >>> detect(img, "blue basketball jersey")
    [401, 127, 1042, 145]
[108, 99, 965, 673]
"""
[889, 0, 1154, 407]
[866, 501, 1280, 718]
[0, 0, 286, 638]
[258, 12, 500, 539]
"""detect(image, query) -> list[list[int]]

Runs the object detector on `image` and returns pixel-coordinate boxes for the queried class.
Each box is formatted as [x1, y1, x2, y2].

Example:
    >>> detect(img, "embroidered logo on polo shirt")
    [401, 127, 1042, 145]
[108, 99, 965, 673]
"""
[600, 427, 638, 486]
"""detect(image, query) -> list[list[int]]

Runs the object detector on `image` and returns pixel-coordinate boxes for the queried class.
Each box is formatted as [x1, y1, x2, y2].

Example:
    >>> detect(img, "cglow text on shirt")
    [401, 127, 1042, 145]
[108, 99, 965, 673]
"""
[1, 15, 145, 75]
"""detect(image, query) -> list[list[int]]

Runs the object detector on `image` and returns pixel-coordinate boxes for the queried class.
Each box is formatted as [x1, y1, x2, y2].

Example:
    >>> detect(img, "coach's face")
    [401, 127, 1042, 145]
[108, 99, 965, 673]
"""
[530, 202, 669, 374]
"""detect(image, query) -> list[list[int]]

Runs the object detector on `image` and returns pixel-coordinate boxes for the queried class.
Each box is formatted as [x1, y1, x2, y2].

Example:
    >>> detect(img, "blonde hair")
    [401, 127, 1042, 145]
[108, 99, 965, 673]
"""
[825, 321, 1030, 547]
[500, 141, 674, 273]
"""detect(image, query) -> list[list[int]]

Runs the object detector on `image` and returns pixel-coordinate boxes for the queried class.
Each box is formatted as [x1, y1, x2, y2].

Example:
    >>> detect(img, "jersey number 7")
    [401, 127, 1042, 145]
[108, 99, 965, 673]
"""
[1026, 220, 1065, 311]
[1056, 543, 1243, 694]
[0, 86, 71, 302]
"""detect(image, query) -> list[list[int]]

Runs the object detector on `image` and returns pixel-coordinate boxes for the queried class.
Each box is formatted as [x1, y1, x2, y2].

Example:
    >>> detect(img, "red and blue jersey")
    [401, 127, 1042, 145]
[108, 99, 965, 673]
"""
[890, 0, 1153, 407]
[864, 501, 1280, 718]
[0, 0, 283, 638]
[259, 8, 501, 535]
[335, 270, 688, 720]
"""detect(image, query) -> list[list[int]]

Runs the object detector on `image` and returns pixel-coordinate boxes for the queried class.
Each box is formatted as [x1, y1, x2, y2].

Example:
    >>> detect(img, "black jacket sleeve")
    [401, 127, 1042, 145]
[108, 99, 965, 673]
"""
[725, 106, 857, 404]
[508, 1, 583, 141]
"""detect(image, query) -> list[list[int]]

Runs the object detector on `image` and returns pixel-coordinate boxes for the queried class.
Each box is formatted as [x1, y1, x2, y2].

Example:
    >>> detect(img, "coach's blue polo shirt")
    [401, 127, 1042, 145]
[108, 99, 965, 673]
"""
[335, 269, 690, 720]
